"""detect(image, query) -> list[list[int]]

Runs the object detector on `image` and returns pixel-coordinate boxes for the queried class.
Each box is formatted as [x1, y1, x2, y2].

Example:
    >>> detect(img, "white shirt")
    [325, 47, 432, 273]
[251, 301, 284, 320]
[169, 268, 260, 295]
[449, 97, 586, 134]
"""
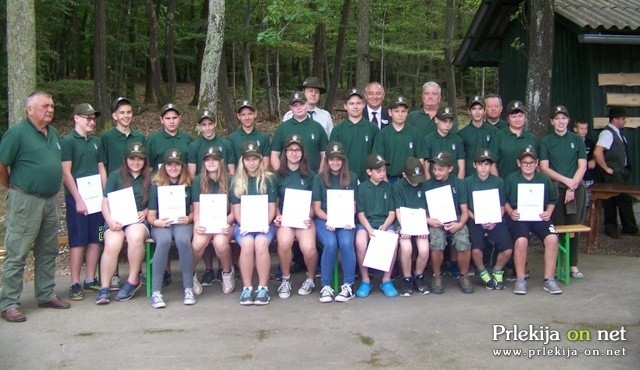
[283, 107, 333, 137]
[596, 123, 624, 150]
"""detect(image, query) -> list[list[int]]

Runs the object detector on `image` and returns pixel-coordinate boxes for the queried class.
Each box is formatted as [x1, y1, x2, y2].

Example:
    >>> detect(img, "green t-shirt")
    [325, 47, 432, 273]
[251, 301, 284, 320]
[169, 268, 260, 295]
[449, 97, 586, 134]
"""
[228, 173, 278, 204]
[311, 171, 359, 212]
[103, 171, 148, 211]
[490, 129, 538, 178]
[145, 130, 193, 170]
[100, 127, 146, 175]
[356, 179, 394, 228]
[372, 124, 425, 177]
[392, 178, 428, 209]
[424, 176, 467, 220]
[329, 118, 378, 182]
[271, 117, 329, 172]
[462, 173, 506, 213]
[190, 174, 224, 202]
[148, 183, 192, 218]
[275, 169, 316, 212]
[485, 118, 508, 131]
[61, 130, 102, 194]
[504, 171, 557, 209]
[539, 131, 586, 178]
[407, 109, 459, 138]
[187, 135, 236, 175]
[227, 127, 271, 162]
[424, 131, 465, 177]
[458, 121, 498, 177]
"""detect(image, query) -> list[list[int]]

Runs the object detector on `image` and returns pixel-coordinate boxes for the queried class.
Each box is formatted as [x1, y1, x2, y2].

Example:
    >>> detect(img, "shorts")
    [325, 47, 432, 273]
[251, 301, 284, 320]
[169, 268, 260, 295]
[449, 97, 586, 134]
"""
[233, 223, 276, 245]
[507, 218, 556, 242]
[356, 223, 397, 233]
[467, 221, 512, 252]
[428, 225, 471, 251]
[65, 193, 104, 247]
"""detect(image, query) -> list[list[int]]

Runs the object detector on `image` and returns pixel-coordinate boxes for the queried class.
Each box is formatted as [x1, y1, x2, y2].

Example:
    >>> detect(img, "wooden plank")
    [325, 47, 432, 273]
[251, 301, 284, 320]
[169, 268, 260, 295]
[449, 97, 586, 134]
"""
[606, 93, 640, 107]
[598, 73, 640, 86]
[555, 224, 591, 234]
[593, 117, 640, 129]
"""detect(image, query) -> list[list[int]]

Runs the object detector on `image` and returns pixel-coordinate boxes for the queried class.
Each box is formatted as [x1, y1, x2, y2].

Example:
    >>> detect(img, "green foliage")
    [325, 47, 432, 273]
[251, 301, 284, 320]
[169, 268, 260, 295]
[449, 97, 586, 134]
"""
[38, 79, 94, 120]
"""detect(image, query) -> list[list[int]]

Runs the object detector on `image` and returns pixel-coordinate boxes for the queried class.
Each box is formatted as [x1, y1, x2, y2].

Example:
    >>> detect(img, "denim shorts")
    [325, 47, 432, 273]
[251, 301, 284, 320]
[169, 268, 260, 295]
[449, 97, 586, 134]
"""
[233, 223, 276, 245]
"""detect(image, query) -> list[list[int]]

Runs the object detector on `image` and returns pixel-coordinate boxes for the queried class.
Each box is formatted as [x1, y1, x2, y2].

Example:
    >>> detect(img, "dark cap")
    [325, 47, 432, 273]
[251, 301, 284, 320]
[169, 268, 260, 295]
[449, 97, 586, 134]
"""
[203, 146, 223, 160]
[344, 88, 364, 101]
[73, 103, 101, 117]
[608, 107, 627, 118]
[436, 106, 455, 120]
[236, 100, 256, 113]
[474, 148, 494, 163]
[550, 105, 570, 118]
[290, 91, 307, 105]
[111, 97, 132, 113]
[430, 151, 453, 167]
[284, 134, 304, 148]
[162, 149, 184, 164]
[468, 95, 485, 108]
[403, 157, 426, 183]
[326, 141, 346, 159]
[160, 103, 180, 116]
[198, 109, 215, 123]
[241, 141, 262, 158]
[365, 154, 390, 170]
[518, 146, 538, 160]
[126, 142, 146, 159]
[389, 96, 409, 109]
[298, 77, 327, 94]
[506, 100, 527, 114]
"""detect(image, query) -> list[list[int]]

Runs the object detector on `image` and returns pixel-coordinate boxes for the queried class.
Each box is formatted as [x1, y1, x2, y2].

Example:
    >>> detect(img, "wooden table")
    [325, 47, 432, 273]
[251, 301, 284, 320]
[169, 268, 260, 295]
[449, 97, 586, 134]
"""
[587, 183, 640, 252]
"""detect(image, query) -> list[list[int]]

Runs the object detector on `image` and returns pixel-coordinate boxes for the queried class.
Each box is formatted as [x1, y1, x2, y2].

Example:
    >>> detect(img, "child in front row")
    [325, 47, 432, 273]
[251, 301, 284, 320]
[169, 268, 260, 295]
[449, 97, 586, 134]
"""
[355, 154, 398, 298]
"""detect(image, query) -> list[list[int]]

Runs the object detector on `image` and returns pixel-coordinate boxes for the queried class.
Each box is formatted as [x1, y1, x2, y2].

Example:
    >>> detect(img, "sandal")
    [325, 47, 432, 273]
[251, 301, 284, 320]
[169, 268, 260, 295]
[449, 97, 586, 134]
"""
[571, 270, 584, 279]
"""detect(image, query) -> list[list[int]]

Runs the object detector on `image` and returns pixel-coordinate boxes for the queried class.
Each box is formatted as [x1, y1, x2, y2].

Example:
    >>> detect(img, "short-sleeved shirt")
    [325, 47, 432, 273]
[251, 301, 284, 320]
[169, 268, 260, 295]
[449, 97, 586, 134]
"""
[0, 118, 62, 196]
[356, 179, 394, 228]
[100, 127, 146, 175]
[283, 107, 334, 137]
[424, 131, 465, 176]
[271, 117, 329, 172]
[458, 121, 498, 176]
[490, 129, 538, 178]
[228, 173, 278, 204]
[275, 169, 316, 212]
[504, 171, 557, 209]
[61, 130, 102, 194]
[329, 118, 378, 182]
[485, 118, 508, 131]
[190, 174, 224, 202]
[145, 130, 193, 169]
[539, 131, 586, 178]
[392, 178, 428, 209]
[227, 127, 271, 162]
[311, 171, 359, 212]
[103, 171, 148, 211]
[187, 135, 236, 174]
[406, 109, 459, 138]
[372, 124, 425, 177]
[462, 173, 506, 213]
[424, 176, 467, 220]
[148, 183, 192, 217]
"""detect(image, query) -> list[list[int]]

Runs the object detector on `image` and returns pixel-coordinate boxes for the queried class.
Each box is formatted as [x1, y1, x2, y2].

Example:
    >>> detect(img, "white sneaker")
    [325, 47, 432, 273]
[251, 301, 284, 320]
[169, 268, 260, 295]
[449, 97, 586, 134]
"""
[150, 292, 166, 309]
[319, 285, 334, 303]
[193, 274, 203, 296]
[110, 275, 121, 291]
[277, 278, 292, 299]
[221, 266, 237, 294]
[298, 277, 315, 296]
[184, 288, 196, 305]
[334, 284, 355, 302]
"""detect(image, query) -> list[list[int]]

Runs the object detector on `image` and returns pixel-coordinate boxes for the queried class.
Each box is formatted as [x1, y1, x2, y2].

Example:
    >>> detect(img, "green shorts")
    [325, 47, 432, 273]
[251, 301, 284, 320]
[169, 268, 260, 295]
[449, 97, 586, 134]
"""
[428, 225, 471, 251]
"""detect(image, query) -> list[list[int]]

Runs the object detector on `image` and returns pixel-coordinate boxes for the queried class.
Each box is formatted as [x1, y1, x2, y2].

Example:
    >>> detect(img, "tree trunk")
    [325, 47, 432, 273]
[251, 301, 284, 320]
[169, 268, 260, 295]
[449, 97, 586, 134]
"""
[525, 0, 555, 139]
[198, 0, 225, 112]
[265, 47, 275, 119]
[126, 0, 137, 99]
[145, 0, 168, 106]
[190, 0, 208, 106]
[93, 0, 109, 126]
[243, 0, 253, 102]
[218, 47, 236, 134]
[356, 0, 370, 89]
[312, 23, 326, 83]
[324, 0, 351, 113]
[7, 0, 36, 125]
[276, 49, 281, 116]
[444, 0, 457, 111]
[166, 0, 177, 99]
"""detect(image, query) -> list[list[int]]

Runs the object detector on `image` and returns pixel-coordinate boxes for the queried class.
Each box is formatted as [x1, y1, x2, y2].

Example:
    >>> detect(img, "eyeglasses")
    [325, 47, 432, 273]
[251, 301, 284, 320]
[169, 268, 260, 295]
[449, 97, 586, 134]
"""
[286, 148, 302, 153]
[520, 161, 537, 167]
[80, 115, 97, 122]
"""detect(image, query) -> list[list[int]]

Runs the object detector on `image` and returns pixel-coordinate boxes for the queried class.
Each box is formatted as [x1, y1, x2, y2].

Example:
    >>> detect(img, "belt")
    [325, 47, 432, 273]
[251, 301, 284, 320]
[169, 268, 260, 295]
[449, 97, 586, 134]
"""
[10, 185, 56, 199]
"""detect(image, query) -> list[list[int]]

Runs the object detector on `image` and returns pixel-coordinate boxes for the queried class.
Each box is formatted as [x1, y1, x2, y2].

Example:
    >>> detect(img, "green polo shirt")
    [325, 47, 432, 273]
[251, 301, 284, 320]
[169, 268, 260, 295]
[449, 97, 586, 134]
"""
[504, 171, 557, 209]
[392, 178, 427, 209]
[191, 174, 224, 202]
[275, 169, 316, 212]
[148, 183, 192, 215]
[227, 127, 271, 162]
[188, 135, 236, 174]
[406, 109, 458, 138]
[311, 171, 359, 212]
[100, 127, 146, 175]
[103, 171, 148, 211]
[485, 118, 508, 131]
[356, 179, 394, 228]
[372, 123, 425, 177]
[228, 173, 278, 204]
[329, 118, 378, 182]
[462, 173, 506, 213]
[61, 130, 102, 194]
[539, 131, 586, 178]
[145, 130, 193, 169]
[0, 118, 62, 196]
[271, 117, 329, 171]
[458, 121, 498, 177]
[490, 129, 538, 178]
[424, 131, 465, 177]
[424, 176, 467, 219]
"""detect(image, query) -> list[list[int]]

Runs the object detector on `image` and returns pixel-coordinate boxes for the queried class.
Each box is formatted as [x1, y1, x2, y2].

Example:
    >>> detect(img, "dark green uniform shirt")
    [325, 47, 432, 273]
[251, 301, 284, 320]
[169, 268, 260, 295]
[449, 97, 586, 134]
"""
[372, 124, 425, 177]
[485, 118, 508, 131]
[490, 129, 538, 178]
[148, 183, 192, 215]
[145, 130, 193, 170]
[458, 121, 498, 177]
[356, 179, 394, 228]
[392, 178, 428, 209]
[100, 127, 146, 175]
[275, 169, 316, 212]
[61, 130, 102, 194]
[187, 135, 236, 175]
[504, 171, 557, 209]
[329, 118, 378, 182]
[311, 171, 359, 212]
[424, 176, 467, 220]
[227, 127, 271, 162]
[271, 117, 329, 172]
[190, 174, 223, 202]
[228, 174, 278, 204]
[462, 173, 506, 213]
[406, 109, 459, 138]
[424, 131, 465, 177]
[539, 131, 586, 178]
[0, 118, 62, 196]
[103, 171, 148, 211]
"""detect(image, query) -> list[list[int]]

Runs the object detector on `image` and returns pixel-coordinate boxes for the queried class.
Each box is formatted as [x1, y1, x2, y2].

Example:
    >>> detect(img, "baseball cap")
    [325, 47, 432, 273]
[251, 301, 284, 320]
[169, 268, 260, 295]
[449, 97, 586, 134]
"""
[550, 105, 570, 118]
[198, 109, 215, 123]
[237, 100, 256, 113]
[298, 77, 327, 94]
[365, 153, 390, 170]
[389, 96, 409, 109]
[284, 134, 304, 148]
[506, 100, 527, 114]
[111, 97, 132, 113]
[241, 141, 262, 158]
[518, 146, 538, 160]
[344, 88, 364, 101]
[436, 106, 455, 120]
[430, 151, 453, 167]
[474, 148, 494, 163]
[203, 146, 223, 160]
[403, 157, 426, 183]
[162, 149, 184, 164]
[290, 91, 307, 105]
[126, 142, 146, 159]
[160, 103, 180, 116]
[468, 95, 485, 108]
[73, 103, 100, 117]
[326, 141, 346, 160]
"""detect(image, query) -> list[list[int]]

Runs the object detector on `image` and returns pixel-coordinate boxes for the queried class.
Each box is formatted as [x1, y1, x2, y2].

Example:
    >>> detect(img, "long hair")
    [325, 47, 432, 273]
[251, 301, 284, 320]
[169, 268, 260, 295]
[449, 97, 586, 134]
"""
[321, 155, 352, 188]
[153, 161, 192, 187]
[276, 144, 310, 178]
[119, 156, 152, 205]
[200, 158, 229, 194]
[233, 156, 273, 198]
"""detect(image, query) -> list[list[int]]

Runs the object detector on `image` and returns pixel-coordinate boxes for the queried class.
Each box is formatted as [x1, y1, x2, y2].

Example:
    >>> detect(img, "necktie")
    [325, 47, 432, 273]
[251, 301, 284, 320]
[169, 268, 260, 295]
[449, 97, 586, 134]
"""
[308, 110, 315, 121]
[371, 111, 378, 127]
[619, 130, 631, 169]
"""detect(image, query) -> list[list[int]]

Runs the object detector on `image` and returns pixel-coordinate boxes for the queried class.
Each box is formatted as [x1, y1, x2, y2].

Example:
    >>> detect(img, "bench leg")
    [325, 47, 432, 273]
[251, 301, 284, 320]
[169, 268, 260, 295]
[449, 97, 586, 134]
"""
[145, 241, 154, 297]
[332, 257, 340, 292]
[556, 233, 571, 285]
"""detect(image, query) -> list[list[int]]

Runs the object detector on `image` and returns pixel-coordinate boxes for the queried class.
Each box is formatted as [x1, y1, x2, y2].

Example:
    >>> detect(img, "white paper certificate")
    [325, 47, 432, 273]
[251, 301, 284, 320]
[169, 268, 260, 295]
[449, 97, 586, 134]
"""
[76, 174, 103, 214]
[363, 230, 399, 272]
[326, 189, 355, 228]
[281, 188, 312, 229]
[199, 194, 227, 233]
[240, 194, 268, 232]
[472, 189, 502, 224]
[398, 207, 429, 235]
[425, 185, 457, 223]
[107, 187, 138, 226]
[158, 185, 186, 223]
[517, 183, 545, 221]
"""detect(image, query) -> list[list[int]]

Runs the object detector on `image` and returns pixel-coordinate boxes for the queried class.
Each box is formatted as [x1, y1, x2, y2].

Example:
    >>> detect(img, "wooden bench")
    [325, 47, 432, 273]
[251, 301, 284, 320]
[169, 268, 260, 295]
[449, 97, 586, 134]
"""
[554, 224, 591, 285]
[587, 183, 640, 252]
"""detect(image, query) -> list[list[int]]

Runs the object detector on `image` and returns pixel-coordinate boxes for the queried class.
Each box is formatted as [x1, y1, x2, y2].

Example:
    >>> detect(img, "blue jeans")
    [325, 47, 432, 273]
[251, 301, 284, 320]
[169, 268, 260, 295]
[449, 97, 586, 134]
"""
[315, 219, 356, 286]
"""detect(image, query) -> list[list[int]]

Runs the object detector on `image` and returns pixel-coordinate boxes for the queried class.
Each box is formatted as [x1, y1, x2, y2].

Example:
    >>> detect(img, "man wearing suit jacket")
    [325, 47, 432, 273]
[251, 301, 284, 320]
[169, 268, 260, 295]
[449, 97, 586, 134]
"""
[363, 82, 390, 130]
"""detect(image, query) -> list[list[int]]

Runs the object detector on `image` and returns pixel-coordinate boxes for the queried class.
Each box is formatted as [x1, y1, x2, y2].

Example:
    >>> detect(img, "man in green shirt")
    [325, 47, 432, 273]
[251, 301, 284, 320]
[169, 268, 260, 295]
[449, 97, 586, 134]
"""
[490, 100, 538, 178]
[406, 81, 458, 137]
[227, 100, 271, 170]
[146, 103, 193, 170]
[423, 106, 465, 179]
[188, 109, 235, 176]
[458, 95, 498, 177]
[484, 93, 508, 131]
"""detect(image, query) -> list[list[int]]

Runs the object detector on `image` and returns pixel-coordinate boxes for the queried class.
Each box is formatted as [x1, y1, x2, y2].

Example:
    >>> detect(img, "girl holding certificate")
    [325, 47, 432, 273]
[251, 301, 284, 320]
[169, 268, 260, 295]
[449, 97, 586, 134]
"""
[191, 146, 236, 296]
[230, 141, 277, 306]
[97, 142, 152, 304]
[273, 135, 318, 300]
[312, 142, 359, 302]
[147, 149, 195, 308]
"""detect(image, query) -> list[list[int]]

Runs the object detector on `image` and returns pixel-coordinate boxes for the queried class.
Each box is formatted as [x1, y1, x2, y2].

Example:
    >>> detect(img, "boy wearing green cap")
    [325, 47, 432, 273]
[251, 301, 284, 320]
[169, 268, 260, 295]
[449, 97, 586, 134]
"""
[458, 96, 498, 178]
[228, 100, 271, 170]
[188, 109, 236, 176]
[423, 106, 466, 180]
[146, 103, 193, 170]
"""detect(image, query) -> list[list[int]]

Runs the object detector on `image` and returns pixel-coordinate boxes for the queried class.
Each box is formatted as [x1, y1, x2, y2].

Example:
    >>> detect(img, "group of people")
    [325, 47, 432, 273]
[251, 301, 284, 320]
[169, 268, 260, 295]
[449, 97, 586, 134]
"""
[0, 79, 636, 321]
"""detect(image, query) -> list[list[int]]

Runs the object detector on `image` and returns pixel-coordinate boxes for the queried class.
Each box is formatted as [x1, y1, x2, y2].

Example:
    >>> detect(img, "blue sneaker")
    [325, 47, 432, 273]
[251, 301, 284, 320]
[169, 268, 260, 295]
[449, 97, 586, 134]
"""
[115, 281, 141, 301]
[380, 280, 398, 297]
[253, 288, 270, 306]
[239, 287, 254, 306]
[96, 288, 110, 305]
[355, 281, 372, 298]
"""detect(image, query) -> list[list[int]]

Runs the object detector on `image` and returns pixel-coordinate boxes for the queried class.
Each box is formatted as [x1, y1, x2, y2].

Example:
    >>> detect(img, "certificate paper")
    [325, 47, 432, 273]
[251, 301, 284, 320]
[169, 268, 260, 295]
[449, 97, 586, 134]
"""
[107, 187, 138, 226]
[199, 194, 227, 233]
[398, 207, 429, 235]
[158, 185, 186, 223]
[363, 230, 399, 272]
[76, 174, 103, 214]
[326, 189, 355, 228]
[240, 194, 268, 232]
[472, 189, 502, 224]
[281, 189, 312, 229]
[425, 185, 457, 223]
[517, 183, 544, 221]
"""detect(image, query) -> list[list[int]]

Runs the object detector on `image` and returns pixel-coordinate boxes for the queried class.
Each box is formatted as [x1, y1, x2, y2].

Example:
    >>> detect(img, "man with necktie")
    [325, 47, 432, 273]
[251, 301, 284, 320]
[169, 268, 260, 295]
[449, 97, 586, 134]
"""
[363, 82, 390, 130]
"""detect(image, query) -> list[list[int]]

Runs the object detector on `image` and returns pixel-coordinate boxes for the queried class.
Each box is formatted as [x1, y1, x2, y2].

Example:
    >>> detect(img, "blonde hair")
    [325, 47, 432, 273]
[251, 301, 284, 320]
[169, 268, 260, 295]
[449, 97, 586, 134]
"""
[233, 156, 274, 197]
